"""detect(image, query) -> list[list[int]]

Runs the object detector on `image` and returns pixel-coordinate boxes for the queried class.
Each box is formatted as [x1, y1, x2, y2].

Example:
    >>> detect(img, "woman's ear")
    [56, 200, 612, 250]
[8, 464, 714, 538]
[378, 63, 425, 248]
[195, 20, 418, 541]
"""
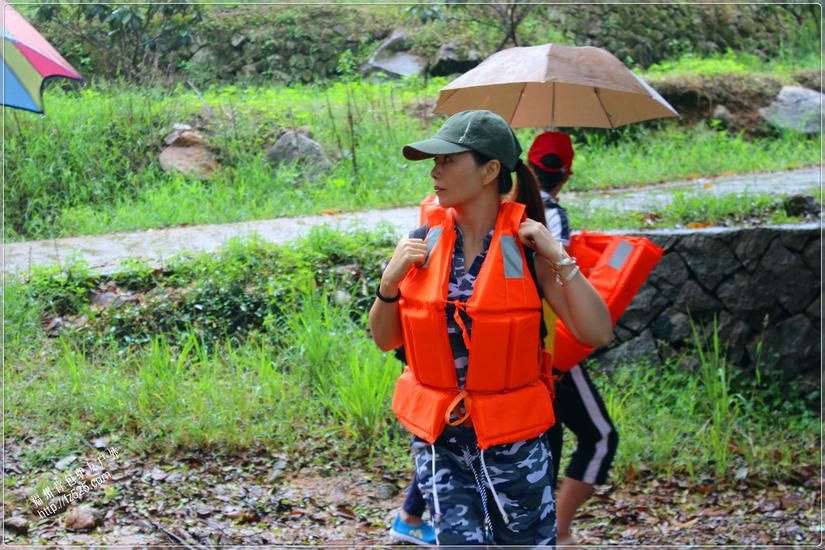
[482, 159, 501, 186]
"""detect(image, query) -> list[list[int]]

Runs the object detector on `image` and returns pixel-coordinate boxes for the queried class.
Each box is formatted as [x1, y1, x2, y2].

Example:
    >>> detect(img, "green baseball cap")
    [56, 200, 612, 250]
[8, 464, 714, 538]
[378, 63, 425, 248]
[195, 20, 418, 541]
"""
[403, 110, 523, 171]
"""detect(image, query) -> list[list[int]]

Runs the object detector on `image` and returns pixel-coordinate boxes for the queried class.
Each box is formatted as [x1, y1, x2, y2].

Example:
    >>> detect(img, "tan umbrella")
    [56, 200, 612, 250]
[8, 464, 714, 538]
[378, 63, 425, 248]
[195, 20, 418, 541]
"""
[433, 43, 678, 129]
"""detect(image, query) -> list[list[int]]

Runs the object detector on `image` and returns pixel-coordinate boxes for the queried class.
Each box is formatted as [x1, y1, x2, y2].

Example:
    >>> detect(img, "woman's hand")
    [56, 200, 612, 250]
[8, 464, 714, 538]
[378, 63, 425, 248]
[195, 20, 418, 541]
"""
[518, 219, 564, 264]
[370, 237, 428, 351]
[380, 237, 429, 292]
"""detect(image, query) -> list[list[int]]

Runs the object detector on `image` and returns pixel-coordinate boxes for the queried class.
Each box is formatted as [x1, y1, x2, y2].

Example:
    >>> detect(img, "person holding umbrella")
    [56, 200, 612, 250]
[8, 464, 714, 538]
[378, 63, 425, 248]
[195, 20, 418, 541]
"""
[529, 131, 620, 546]
[370, 109, 612, 545]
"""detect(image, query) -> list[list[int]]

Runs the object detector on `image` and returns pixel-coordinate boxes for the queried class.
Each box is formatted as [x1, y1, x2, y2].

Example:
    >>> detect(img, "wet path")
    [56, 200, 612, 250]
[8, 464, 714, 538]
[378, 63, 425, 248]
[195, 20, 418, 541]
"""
[4, 166, 820, 277]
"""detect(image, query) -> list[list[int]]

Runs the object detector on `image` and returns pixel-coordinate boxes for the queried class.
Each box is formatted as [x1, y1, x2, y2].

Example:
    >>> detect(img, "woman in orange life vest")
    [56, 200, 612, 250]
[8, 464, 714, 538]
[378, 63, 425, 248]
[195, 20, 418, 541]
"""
[369, 110, 612, 546]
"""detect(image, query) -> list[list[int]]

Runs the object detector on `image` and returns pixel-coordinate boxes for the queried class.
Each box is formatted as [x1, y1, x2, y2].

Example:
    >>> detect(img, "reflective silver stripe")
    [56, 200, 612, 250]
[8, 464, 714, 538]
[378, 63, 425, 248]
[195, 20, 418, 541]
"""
[608, 240, 633, 270]
[500, 235, 524, 279]
[422, 227, 442, 268]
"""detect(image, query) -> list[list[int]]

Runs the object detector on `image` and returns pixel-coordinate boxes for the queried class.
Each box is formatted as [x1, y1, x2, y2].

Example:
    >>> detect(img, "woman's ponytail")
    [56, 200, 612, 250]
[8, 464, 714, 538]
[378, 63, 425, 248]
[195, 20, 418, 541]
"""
[514, 161, 547, 227]
[470, 150, 547, 227]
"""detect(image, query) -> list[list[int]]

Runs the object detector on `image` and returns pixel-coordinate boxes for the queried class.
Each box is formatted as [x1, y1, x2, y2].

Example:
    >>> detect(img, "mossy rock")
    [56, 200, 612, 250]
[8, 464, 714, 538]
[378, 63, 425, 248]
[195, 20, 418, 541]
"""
[791, 70, 823, 92]
[549, 4, 803, 69]
[195, 5, 394, 85]
[649, 73, 784, 134]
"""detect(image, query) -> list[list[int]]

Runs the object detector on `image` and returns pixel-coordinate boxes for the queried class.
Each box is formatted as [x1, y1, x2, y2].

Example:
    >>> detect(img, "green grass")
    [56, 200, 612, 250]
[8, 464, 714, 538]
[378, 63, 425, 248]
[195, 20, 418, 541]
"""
[6, 78, 819, 242]
[5, 292, 405, 459]
[565, 123, 819, 192]
[643, 49, 820, 80]
[4, 78, 446, 242]
[5, 228, 819, 483]
[568, 189, 812, 231]
[595, 352, 818, 483]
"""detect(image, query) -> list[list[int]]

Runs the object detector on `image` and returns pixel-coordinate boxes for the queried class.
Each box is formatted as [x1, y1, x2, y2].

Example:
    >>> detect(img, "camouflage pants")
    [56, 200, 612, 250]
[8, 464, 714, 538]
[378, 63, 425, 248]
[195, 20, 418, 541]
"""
[412, 426, 556, 546]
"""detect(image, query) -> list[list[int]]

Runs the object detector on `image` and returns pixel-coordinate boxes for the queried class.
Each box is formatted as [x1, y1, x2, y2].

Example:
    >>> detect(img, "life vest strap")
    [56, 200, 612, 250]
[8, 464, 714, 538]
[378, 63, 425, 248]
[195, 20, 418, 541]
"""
[448, 299, 472, 351]
[445, 390, 472, 427]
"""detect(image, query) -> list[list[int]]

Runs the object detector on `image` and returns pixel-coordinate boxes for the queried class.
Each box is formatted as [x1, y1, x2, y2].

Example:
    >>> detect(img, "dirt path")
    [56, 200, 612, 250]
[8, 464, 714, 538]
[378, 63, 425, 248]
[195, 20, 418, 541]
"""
[4, 439, 821, 546]
[4, 167, 820, 277]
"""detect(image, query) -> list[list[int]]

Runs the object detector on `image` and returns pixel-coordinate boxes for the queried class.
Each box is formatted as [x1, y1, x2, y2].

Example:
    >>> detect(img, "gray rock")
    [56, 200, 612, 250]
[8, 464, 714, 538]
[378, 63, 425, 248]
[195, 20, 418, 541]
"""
[747, 314, 819, 377]
[716, 270, 782, 329]
[801, 234, 822, 273]
[675, 280, 722, 315]
[759, 239, 818, 314]
[759, 86, 823, 134]
[265, 131, 331, 182]
[230, 33, 246, 48]
[619, 285, 668, 332]
[55, 454, 77, 470]
[374, 482, 399, 499]
[163, 129, 206, 147]
[429, 41, 482, 76]
[733, 227, 775, 272]
[675, 234, 740, 290]
[65, 506, 103, 531]
[775, 223, 821, 253]
[712, 104, 732, 125]
[806, 295, 821, 320]
[717, 310, 752, 366]
[782, 194, 820, 219]
[613, 325, 635, 342]
[90, 292, 119, 308]
[594, 329, 660, 370]
[650, 308, 691, 343]
[5, 515, 29, 534]
[189, 47, 216, 67]
[646, 252, 689, 300]
[361, 29, 426, 78]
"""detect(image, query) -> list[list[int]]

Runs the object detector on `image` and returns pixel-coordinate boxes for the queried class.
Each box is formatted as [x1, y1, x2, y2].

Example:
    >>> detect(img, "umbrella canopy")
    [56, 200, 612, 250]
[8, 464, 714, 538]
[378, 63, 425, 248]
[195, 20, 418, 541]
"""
[434, 43, 678, 129]
[2, 0, 83, 113]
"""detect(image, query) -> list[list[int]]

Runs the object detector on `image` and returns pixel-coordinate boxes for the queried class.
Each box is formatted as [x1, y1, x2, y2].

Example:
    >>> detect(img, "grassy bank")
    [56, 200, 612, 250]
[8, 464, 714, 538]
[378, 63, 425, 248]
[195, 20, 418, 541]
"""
[6, 77, 819, 242]
[6, 229, 819, 484]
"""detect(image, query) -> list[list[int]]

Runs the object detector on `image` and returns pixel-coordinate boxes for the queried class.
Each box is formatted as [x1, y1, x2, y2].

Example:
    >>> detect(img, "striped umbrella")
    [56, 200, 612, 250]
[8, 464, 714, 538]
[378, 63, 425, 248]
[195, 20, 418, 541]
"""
[2, 0, 83, 113]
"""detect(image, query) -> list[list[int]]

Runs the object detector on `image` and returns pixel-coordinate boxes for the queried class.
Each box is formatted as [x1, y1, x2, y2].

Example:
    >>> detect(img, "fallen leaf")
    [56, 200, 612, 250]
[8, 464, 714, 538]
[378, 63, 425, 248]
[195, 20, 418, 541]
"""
[781, 494, 807, 510]
[679, 517, 699, 529]
[333, 504, 357, 520]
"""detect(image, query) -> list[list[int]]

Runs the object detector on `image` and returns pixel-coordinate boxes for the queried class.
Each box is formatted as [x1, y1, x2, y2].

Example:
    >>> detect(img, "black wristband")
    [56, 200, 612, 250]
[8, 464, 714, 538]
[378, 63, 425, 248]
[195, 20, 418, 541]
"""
[376, 285, 401, 303]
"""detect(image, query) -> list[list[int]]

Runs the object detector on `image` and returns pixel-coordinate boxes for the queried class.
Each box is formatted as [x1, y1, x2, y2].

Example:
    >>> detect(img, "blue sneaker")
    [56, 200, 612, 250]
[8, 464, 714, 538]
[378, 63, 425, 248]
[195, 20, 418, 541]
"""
[389, 513, 437, 546]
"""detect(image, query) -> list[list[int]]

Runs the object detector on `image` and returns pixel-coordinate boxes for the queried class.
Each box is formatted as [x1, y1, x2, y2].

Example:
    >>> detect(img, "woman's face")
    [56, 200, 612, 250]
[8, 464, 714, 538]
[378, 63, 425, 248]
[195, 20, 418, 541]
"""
[430, 152, 498, 208]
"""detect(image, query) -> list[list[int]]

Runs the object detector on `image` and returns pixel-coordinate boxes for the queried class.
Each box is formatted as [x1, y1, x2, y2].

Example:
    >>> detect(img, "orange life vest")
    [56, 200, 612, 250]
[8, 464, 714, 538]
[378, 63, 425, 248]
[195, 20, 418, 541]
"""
[417, 195, 665, 373]
[552, 231, 664, 371]
[392, 200, 555, 450]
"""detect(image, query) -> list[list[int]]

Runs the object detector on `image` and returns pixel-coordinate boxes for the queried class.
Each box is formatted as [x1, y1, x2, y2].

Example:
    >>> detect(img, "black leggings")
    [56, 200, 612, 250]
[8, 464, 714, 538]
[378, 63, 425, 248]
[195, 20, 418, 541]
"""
[546, 365, 618, 487]
[402, 470, 427, 517]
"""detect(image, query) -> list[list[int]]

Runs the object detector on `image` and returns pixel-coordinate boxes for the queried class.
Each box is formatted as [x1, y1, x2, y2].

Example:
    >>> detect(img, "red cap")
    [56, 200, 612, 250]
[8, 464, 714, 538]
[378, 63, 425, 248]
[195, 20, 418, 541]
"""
[527, 131, 574, 175]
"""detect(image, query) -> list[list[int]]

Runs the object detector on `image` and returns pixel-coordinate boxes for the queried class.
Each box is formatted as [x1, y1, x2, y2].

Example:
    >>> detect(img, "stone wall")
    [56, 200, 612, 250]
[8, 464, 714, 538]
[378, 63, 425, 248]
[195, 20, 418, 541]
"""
[590, 224, 821, 380]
